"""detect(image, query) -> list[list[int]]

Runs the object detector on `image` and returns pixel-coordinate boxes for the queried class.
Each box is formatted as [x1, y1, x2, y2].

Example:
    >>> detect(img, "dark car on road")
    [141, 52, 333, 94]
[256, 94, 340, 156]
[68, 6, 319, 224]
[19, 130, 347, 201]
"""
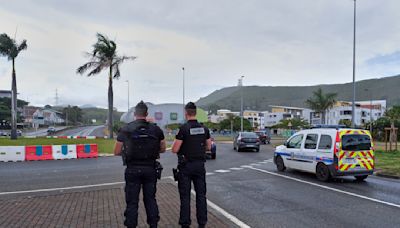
[233, 132, 260, 152]
[255, 131, 270, 144]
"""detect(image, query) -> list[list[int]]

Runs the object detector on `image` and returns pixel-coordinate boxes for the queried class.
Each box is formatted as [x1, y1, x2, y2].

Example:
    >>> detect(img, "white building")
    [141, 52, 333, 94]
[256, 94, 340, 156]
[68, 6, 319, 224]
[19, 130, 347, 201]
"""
[263, 106, 313, 127]
[32, 108, 65, 126]
[320, 100, 386, 126]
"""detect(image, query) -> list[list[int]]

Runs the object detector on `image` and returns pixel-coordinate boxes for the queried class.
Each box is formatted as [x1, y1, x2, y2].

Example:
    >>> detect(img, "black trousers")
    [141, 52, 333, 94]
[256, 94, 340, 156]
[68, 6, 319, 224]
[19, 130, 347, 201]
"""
[124, 166, 159, 227]
[178, 161, 207, 226]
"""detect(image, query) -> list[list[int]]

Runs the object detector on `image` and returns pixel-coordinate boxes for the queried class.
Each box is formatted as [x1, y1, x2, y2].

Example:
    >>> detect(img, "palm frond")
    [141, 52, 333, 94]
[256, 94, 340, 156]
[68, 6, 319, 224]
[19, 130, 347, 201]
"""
[17, 40, 27, 52]
[112, 65, 120, 79]
[76, 61, 101, 74]
[88, 65, 105, 76]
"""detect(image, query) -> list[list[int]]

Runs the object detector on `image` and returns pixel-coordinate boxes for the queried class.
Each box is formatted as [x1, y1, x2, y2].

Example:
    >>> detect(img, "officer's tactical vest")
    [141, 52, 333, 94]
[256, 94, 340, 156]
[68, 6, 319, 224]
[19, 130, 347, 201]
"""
[123, 121, 159, 165]
[179, 121, 207, 161]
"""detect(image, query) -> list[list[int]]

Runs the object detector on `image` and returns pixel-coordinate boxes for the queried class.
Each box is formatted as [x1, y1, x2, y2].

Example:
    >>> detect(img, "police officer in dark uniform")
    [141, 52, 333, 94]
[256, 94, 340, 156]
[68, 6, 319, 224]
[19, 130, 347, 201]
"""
[114, 101, 166, 228]
[172, 102, 212, 228]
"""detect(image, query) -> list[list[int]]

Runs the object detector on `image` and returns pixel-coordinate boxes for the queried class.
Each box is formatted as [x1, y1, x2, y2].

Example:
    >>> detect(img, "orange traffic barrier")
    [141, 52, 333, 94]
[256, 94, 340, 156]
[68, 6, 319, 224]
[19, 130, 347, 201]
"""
[77, 144, 98, 158]
[25, 145, 53, 161]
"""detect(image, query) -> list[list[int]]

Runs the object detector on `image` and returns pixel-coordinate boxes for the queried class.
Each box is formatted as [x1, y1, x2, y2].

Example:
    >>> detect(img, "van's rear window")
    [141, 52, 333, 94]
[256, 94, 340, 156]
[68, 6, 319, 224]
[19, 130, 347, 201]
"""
[342, 134, 371, 151]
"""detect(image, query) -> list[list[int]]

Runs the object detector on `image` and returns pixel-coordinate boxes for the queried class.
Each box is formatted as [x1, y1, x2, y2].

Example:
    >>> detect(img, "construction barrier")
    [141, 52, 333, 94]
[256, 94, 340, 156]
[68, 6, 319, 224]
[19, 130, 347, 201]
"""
[0, 146, 25, 162]
[52, 145, 77, 160]
[25, 145, 53, 161]
[77, 144, 98, 158]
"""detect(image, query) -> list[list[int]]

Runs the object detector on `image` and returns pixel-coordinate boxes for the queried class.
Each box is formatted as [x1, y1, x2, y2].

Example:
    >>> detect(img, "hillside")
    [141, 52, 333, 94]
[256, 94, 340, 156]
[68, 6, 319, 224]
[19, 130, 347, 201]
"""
[197, 75, 400, 111]
[81, 107, 123, 124]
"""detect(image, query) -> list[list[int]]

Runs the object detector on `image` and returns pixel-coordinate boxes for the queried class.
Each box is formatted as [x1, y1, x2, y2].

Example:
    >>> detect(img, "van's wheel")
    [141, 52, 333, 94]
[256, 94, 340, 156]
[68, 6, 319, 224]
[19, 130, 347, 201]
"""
[355, 175, 368, 181]
[276, 156, 286, 172]
[316, 163, 331, 182]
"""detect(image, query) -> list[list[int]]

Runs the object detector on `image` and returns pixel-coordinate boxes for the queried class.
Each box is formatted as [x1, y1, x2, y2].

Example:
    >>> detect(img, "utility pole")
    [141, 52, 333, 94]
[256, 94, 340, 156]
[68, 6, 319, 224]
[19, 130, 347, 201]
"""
[55, 89, 59, 106]
[239, 76, 245, 132]
[182, 67, 185, 119]
[351, 0, 357, 128]
[126, 80, 130, 112]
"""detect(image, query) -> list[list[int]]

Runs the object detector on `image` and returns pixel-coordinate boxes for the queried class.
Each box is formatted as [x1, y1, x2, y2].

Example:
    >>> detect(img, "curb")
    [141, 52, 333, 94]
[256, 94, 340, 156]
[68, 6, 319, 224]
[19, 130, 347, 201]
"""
[374, 172, 400, 179]
[98, 154, 114, 157]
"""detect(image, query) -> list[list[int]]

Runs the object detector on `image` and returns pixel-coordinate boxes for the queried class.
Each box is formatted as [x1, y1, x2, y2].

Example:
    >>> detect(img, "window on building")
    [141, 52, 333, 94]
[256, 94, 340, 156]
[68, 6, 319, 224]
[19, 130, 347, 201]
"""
[340, 110, 352, 115]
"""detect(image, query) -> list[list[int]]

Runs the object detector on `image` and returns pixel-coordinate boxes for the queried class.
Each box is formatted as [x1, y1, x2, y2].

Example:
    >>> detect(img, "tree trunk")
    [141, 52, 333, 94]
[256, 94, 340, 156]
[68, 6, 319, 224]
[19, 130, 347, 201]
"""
[10, 59, 18, 140]
[321, 111, 326, 125]
[108, 67, 114, 139]
[390, 121, 396, 145]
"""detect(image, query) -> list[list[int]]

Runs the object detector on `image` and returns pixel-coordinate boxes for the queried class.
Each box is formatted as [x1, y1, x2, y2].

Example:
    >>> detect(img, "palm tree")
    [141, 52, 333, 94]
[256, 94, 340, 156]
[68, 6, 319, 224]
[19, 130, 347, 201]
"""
[305, 88, 337, 125]
[0, 33, 27, 140]
[77, 33, 136, 139]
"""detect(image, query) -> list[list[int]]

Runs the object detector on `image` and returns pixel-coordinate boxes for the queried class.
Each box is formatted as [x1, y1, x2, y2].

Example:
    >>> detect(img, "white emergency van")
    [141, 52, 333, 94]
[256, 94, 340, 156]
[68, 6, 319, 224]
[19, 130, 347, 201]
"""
[274, 127, 374, 181]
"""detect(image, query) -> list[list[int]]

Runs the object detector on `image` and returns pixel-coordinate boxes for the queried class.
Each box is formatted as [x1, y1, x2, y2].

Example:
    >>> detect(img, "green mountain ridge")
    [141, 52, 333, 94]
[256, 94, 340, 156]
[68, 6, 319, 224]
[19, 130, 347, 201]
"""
[197, 75, 400, 111]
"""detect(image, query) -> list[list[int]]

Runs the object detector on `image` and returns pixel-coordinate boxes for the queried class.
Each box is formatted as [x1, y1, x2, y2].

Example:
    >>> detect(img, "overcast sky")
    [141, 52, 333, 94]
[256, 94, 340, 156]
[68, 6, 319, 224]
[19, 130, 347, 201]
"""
[1, 0, 400, 111]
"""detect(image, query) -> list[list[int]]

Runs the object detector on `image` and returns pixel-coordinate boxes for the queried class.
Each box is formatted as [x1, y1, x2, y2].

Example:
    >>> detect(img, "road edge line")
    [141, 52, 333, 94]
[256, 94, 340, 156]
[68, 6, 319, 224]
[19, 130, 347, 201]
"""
[165, 176, 250, 228]
[0, 182, 125, 196]
[248, 166, 400, 209]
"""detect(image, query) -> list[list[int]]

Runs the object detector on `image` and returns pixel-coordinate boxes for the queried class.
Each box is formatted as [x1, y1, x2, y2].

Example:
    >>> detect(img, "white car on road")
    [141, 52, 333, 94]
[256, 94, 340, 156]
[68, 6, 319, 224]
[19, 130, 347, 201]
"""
[274, 127, 374, 182]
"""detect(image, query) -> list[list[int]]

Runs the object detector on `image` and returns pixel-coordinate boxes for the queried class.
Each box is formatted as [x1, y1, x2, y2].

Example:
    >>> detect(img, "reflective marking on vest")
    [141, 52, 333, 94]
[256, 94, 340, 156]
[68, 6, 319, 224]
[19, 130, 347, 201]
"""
[190, 127, 205, 135]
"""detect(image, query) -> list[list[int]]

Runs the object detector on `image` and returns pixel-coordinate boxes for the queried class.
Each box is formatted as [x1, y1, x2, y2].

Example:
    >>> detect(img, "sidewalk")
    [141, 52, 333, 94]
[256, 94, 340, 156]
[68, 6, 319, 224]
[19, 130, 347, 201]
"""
[0, 182, 234, 227]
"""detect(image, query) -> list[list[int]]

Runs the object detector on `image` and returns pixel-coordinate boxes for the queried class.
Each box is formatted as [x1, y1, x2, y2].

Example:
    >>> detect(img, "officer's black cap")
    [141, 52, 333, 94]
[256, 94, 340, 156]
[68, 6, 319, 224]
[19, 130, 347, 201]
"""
[135, 101, 148, 115]
[185, 102, 196, 110]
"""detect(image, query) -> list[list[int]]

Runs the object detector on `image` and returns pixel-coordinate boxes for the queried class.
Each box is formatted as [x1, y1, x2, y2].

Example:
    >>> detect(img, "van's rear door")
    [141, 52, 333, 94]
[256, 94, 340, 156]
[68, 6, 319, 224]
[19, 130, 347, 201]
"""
[338, 130, 374, 172]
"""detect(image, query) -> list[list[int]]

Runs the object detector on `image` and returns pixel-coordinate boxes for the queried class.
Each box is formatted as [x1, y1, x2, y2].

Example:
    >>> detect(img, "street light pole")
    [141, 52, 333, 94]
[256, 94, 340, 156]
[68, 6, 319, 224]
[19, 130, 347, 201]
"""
[125, 80, 130, 112]
[240, 76, 244, 132]
[182, 67, 185, 119]
[351, 0, 357, 128]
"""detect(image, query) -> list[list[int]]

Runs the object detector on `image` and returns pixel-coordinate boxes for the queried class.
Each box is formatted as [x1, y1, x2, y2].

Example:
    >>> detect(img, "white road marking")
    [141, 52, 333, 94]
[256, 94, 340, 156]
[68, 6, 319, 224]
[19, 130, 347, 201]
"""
[0, 176, 175, 196]
[214, 169, 231, 173]
[206, 172, 215, 176]
[230, 167, 244, 171]
[250, 163, 261, 166]
[240, 165, 253, 168]
[247, 166, 400, 209]
[190, 189, 251, 228]
[0, 182, 125, 196]
[163, 176, 250, 228]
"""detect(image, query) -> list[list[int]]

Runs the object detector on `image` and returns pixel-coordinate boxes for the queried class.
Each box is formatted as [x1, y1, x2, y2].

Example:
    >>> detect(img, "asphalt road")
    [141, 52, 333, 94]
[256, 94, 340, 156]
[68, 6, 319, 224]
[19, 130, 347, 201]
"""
[1, 143, 399, 227]
[54, 125, 106, 137]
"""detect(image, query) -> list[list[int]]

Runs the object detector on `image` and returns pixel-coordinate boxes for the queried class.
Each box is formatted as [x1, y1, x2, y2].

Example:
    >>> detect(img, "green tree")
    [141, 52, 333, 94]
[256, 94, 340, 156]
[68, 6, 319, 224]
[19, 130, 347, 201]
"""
[77, 33, 136, 139]
[0, 97, 28, 122]
[305, 88, 337, 125]
[0, 33, 27, 139]
[203, 122, 220, 131]
[339, 119, 352, 128]
[220, 116, 252, 132]
[273, 118, 310, 129]
[63, 105, 83, 125]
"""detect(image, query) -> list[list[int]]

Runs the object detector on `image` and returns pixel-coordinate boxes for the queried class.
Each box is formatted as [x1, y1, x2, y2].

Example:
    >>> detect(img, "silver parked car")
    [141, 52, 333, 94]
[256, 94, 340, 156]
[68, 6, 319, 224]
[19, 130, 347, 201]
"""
[233, 132, 260, 152]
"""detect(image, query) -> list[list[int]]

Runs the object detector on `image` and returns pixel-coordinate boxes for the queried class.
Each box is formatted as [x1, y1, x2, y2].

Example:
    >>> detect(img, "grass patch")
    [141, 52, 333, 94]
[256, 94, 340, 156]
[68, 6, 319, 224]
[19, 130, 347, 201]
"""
[0, 138, 115, 154]
[375, 150, 400, 176]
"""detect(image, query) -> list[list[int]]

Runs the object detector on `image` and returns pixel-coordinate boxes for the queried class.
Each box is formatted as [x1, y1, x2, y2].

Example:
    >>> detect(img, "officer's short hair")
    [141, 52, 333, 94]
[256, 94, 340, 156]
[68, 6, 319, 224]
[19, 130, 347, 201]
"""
[134, 101, 148, 117]
[185, 102, 197, 116]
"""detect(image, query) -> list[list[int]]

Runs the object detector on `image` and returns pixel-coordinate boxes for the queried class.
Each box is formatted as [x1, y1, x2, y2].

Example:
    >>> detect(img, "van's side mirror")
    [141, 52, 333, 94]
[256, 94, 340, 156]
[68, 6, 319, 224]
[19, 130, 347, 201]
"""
[283, 141, 288, 147]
